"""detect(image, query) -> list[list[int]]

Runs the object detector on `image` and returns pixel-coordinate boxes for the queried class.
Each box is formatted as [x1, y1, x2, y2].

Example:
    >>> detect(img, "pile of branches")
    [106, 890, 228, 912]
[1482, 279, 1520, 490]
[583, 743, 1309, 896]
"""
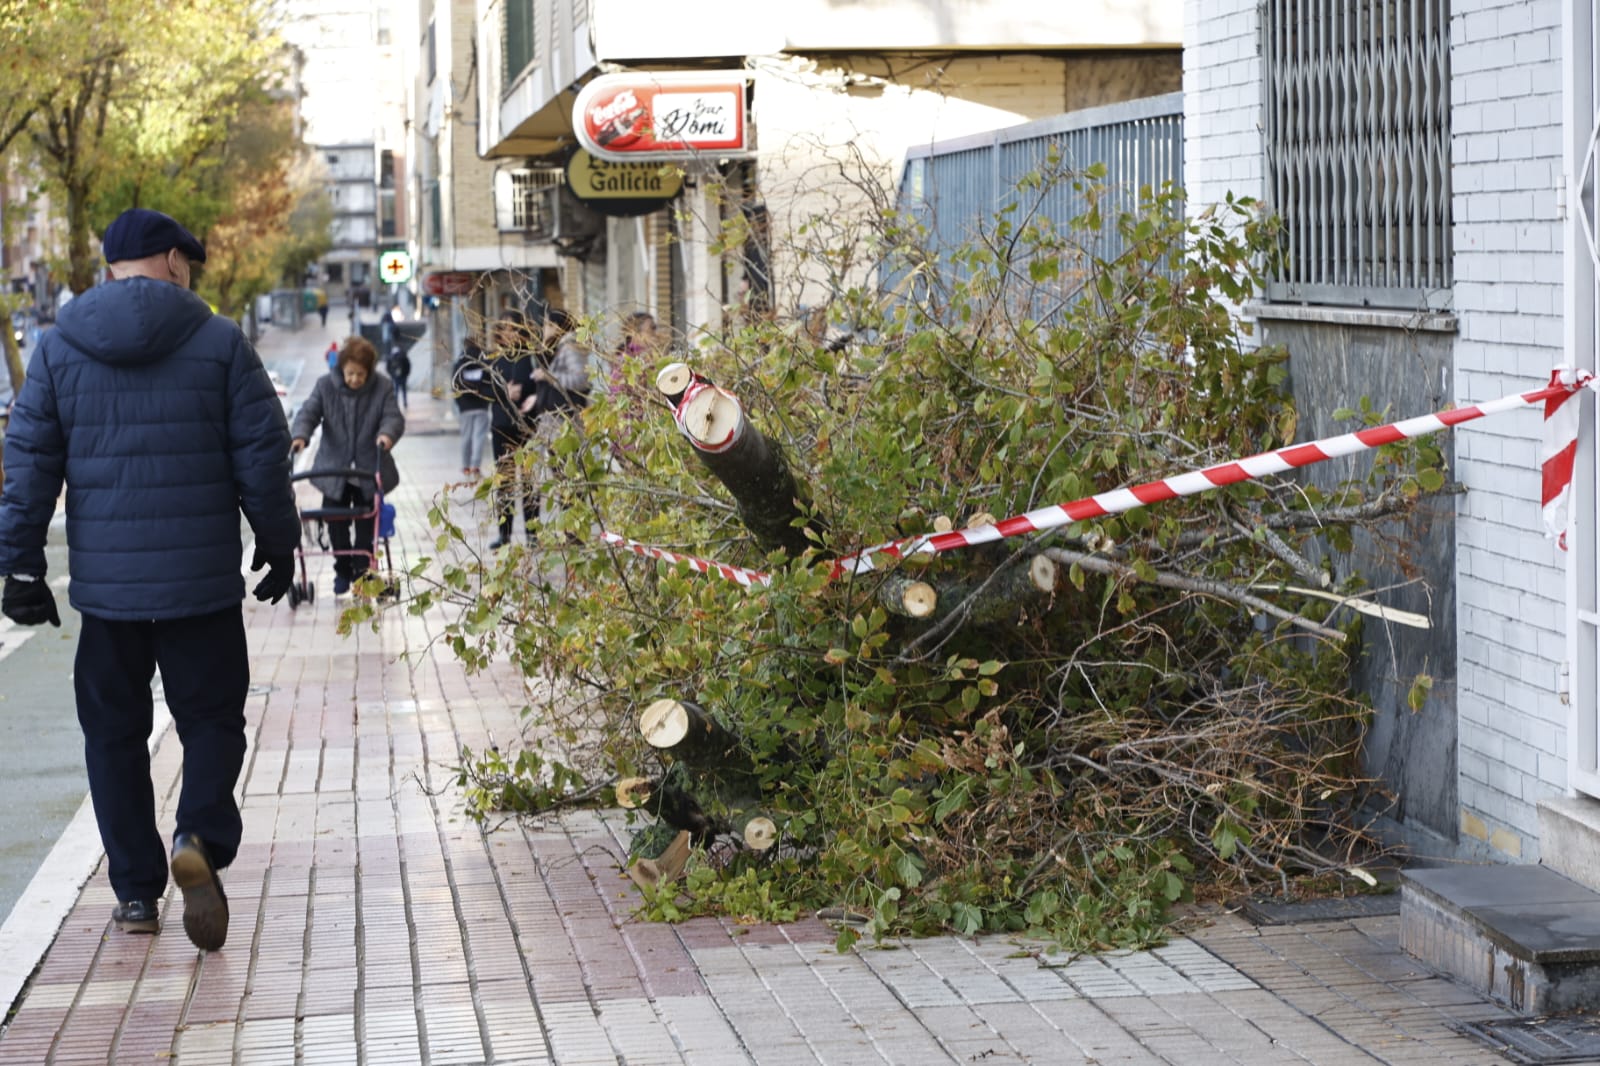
[395, 173, 1443, 950]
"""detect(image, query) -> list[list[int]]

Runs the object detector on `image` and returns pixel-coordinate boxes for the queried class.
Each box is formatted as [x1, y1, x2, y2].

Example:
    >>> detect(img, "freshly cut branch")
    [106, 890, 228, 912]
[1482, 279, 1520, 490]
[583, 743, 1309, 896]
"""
[730, 808, 779, 851]
[922, 553, 1058, 627]
[1042, 547, 1346, 641]
[877, 573, 938, 618]
[655, 362, 697, 407]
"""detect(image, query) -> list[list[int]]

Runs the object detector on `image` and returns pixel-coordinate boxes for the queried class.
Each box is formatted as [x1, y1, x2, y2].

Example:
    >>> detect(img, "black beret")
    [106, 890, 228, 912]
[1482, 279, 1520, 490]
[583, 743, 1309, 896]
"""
[102, 208, 207, 264]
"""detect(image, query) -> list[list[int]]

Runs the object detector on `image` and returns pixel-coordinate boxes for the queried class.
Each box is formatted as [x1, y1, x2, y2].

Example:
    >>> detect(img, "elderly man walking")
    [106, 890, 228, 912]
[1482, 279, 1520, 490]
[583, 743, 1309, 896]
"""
[0, 208, 300, 952]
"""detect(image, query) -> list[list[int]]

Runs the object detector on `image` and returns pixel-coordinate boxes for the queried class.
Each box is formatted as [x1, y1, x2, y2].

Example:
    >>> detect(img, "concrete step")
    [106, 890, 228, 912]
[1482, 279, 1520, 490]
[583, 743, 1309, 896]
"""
[1401, 863, 1600, 1014]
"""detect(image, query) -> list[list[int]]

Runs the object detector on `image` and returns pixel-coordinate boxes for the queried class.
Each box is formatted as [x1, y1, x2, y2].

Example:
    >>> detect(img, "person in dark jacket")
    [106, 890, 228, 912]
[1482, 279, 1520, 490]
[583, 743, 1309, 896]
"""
[291, 336, 405, 595]
[451, 336, 494, 480]
[486, 311, 537, 549]
[0, 208, 300, 953]
[386, 342, 411, 410]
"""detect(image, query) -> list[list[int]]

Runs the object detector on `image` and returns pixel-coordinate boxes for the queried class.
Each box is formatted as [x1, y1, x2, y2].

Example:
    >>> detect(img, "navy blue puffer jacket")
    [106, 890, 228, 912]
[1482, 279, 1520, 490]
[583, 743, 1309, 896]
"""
[0, 277, 300, 620]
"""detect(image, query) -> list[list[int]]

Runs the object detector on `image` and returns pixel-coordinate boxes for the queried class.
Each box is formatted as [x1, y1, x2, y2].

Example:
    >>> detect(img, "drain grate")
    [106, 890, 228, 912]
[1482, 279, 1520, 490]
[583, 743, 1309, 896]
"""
[1459, 1016, 1600, 1064]
[1239, 893, 1399, 925]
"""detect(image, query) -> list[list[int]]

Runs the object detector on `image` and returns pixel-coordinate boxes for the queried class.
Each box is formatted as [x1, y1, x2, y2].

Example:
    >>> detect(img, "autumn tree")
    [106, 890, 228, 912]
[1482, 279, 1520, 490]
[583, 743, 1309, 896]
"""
[18, 0, 281, 294]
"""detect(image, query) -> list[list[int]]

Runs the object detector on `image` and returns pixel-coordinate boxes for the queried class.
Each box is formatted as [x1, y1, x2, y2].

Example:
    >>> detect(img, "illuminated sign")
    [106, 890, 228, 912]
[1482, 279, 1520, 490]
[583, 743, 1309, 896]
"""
[573, 72, 752, 162]
[379, 250, 414, 284]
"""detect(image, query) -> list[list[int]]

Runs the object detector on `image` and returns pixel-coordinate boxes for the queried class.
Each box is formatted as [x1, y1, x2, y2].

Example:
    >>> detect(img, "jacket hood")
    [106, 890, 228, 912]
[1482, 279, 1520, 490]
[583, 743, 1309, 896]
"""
[56, 277, 215, 366]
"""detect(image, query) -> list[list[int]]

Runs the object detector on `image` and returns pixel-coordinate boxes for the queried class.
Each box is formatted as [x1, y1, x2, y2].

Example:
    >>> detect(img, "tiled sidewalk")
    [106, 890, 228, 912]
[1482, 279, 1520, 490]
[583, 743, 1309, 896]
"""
[0, 388, 1526, 1065]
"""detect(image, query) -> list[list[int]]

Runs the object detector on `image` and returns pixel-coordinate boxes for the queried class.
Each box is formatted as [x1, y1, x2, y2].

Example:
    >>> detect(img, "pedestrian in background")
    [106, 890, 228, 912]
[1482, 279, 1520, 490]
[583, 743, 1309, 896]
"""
[487, 311, 537, 550]
[0, 208, 300, 953]
[324, 340, 338, 371]
[315, 288, 329, 327]
[386, 342, 411, 411]
[451, 335, 493, 481]
[290, 336, 405, 596]
[520, 307, 592, 527]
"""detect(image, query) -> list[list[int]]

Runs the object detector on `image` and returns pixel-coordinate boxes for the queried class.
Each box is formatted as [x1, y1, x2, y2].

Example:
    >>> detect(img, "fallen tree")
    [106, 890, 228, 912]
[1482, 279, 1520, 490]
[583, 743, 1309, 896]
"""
[390, 171, 1448, 951]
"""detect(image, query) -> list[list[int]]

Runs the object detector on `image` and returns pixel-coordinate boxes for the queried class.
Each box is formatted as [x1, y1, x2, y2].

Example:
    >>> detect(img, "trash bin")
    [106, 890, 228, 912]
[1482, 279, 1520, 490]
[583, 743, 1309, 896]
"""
[301, 288, 317, 313]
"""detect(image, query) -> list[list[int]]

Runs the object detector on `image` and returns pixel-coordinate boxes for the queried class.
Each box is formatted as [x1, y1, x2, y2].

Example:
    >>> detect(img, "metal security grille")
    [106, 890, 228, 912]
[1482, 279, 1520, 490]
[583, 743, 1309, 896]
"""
[510, 169, 562, 230]
[895, 93, 1184, 300]
[1262, 0, 1452, 309]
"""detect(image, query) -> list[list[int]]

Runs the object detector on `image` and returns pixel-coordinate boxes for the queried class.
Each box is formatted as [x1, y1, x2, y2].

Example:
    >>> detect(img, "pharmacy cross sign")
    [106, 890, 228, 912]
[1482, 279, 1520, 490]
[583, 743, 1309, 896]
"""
[380, 250, 413, 284]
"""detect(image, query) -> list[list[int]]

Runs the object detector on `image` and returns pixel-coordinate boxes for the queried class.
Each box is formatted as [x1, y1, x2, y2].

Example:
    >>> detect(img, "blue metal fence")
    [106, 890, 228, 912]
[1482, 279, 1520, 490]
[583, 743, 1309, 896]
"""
[895, 93, 1185, 286]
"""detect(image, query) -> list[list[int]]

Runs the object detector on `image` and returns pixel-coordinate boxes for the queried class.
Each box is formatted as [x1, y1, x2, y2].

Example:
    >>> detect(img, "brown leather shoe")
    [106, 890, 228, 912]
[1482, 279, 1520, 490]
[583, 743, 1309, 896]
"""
[169, 833, 228, 952]
[111, 899, 160, 934]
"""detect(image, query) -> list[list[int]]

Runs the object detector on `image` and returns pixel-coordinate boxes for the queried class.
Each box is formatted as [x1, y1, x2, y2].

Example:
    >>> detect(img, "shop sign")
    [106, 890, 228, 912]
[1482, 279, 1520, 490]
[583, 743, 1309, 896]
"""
[564, 150, 683, 218]
[423, 272, 477, 296]
[573, 71, 751, 162]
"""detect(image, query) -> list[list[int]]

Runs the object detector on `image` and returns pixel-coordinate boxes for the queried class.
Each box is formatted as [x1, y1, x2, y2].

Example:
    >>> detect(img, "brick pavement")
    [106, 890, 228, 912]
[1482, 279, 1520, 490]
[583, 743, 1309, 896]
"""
[0, 356, 1533, 1065]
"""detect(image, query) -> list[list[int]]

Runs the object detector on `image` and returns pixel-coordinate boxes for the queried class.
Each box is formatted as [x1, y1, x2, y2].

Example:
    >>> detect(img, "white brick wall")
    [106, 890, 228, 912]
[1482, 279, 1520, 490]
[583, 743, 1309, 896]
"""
[1182, 0, 1568, 860]
[1450, 0, 1566, 860]
[1181, 0, 1263, 210]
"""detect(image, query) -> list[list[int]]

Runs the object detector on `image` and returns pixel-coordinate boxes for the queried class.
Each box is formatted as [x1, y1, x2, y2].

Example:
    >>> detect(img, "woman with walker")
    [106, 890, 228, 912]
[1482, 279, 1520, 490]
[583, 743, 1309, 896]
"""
[291, 337, 405, 595]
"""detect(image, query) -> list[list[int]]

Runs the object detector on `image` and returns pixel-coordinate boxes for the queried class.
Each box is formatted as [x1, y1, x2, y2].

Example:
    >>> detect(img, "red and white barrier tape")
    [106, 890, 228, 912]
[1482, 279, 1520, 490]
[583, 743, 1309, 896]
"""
[829, 370, 1591, 576]
[605, 369, 1593, 586]
[599, 531, 771, 587]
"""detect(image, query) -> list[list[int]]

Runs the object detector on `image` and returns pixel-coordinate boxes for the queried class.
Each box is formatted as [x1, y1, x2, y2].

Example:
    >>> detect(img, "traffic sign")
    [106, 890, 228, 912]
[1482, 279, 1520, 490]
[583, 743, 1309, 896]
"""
[379, 250, 414, 284]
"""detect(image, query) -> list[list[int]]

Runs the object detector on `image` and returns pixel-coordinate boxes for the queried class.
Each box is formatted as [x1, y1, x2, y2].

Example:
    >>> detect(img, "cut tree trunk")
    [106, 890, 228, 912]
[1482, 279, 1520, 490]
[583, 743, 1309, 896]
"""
[919, 553, 1059, 627]
[642, 698, 743, 765]
[664, 369, 824, 557]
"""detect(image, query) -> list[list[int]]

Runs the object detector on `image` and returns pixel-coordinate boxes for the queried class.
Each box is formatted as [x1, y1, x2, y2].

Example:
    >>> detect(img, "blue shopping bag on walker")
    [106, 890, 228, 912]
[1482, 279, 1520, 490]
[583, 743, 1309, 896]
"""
[379, 501, 396, 539]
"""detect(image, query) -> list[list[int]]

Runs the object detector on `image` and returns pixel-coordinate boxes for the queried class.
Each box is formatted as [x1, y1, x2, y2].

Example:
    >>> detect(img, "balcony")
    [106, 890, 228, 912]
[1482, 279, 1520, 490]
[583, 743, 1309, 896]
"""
[480, 0, 1180, 158]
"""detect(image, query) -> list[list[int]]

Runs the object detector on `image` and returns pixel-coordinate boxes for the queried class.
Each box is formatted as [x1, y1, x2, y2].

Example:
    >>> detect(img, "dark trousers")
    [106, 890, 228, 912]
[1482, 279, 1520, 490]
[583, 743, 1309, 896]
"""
[75, 606, 249, 903]
[394, 378, 408, 409]
[492, 425, 538, 539]
[325, 484, 374, 579]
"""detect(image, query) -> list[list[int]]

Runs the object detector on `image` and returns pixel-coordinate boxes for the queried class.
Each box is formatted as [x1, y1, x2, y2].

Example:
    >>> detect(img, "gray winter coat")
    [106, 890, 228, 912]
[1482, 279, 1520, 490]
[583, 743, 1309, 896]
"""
[0, 277, 300, 620]
[291, 370, 406, 500]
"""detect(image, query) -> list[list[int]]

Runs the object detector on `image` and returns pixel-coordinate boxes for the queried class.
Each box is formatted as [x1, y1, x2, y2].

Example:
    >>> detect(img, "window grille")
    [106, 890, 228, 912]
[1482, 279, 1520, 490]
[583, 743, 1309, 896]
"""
[509, 169, 562, 231]
[1262, 0, 1451, 309]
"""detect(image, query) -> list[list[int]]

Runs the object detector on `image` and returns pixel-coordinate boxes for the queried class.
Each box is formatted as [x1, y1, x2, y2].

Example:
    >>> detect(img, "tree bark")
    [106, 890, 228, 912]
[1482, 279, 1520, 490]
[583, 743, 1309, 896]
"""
[669, 374, 824, 557]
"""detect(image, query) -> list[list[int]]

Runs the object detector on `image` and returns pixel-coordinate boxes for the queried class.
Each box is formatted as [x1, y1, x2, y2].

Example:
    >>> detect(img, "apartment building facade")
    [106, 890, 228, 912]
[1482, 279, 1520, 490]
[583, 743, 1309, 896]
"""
[464, 0, 1183, 348]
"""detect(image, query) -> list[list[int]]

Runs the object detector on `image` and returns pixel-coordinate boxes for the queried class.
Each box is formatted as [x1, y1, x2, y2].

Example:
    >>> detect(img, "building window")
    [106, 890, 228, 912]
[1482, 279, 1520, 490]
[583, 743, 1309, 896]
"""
[380, 149, 394, 190]
[510, 170, 555, 230]
[430, 181, 442, 246]
[327, 263, 343, 283]
[1261, 0, 1452, 310]
[503, 0, 535, 90]
[426, 20, 436, 84]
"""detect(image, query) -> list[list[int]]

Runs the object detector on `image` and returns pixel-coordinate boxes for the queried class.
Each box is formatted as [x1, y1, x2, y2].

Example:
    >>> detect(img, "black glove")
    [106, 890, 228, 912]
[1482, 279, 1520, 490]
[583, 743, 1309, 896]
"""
[2, 576, 60, 627]
[250, 548, 295, 605]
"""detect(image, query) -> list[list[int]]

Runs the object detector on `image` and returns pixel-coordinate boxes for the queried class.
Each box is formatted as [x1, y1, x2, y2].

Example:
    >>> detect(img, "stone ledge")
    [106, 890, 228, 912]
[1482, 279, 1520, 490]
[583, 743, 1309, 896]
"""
[1402, 864, 1600, 1013]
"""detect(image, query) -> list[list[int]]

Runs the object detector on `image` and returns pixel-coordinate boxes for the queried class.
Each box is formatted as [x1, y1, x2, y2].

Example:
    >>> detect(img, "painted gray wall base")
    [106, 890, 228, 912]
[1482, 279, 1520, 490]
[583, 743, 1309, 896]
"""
[1262, 319, 1457, 846]
[1539, 797, 1600, 892]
